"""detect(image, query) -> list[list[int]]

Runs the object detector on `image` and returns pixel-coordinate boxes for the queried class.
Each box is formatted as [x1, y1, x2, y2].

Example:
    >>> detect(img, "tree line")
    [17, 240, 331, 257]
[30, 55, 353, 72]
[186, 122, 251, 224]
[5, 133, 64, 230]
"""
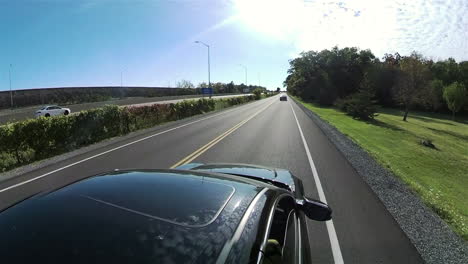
[285, 47, 468, 120]
[1, 82, 269, 110]
[176, 80, 268, 94]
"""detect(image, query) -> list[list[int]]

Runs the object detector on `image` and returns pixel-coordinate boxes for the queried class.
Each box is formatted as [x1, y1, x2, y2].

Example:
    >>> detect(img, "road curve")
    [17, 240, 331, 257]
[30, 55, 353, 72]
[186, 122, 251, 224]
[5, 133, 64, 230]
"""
[0, 95, 423, 263]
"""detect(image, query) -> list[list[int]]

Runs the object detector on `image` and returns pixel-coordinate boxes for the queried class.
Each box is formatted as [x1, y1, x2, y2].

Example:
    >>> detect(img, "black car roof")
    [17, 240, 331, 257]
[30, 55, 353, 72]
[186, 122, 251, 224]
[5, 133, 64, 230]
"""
[0, 170, 267, 263]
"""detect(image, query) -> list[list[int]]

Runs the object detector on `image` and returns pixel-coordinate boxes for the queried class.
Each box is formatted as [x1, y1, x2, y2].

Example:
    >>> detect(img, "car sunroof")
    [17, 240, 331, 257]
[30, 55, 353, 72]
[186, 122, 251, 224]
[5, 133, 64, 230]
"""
[63, 171, 235, 227]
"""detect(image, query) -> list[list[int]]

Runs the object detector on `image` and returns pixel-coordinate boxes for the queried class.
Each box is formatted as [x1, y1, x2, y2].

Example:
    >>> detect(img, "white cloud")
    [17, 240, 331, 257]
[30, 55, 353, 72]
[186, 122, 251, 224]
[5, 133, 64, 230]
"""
[232, 0, 468, 60]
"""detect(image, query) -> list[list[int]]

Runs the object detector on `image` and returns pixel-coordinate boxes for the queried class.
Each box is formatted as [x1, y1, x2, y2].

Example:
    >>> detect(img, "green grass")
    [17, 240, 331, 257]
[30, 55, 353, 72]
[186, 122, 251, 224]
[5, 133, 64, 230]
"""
[294, 97, 468, 240]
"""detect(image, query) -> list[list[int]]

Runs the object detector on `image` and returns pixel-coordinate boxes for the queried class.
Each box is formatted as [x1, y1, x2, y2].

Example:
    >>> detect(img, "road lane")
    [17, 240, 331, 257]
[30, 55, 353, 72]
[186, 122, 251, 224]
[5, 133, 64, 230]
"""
[193, 98, 423, 263]
[0, 96, 276, 209]
[0, 94, 424, 263]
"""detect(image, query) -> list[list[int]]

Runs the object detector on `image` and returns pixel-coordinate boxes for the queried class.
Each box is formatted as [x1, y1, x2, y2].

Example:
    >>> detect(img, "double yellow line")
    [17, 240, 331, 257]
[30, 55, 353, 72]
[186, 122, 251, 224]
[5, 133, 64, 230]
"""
[170, 99, 276, 168]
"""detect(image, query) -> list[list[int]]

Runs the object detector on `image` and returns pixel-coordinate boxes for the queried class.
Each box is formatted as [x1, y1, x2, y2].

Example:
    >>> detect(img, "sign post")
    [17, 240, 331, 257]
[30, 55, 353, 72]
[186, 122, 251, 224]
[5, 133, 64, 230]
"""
[201, 88, 213, 98]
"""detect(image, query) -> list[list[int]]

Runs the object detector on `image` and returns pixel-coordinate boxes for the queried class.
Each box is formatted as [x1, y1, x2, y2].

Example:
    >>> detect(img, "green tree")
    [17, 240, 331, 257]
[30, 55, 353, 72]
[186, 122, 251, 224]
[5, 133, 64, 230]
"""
[430, 58, 461, 86]
[177, 80, 195, 88]
[443, 82, 466, 120]
[338, 73, 377, 120]
[393, 52, 430, 121]
[226, 81, 235, 93]
[428, 79, 445, 111]
[252, 88, 263, 100]
[284, 47, 376, 105]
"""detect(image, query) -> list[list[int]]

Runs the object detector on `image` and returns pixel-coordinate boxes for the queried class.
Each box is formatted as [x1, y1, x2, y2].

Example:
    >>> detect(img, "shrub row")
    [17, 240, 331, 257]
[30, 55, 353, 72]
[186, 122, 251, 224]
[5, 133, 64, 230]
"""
[0, 87, 199, 110]
[0, 96, 255, 172]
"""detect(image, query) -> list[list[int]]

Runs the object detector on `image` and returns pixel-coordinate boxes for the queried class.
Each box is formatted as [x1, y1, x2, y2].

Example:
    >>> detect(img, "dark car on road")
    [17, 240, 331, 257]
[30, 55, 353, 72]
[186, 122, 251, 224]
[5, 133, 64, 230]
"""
[280, 94, 287, 101]
[0, 163, 332, 264]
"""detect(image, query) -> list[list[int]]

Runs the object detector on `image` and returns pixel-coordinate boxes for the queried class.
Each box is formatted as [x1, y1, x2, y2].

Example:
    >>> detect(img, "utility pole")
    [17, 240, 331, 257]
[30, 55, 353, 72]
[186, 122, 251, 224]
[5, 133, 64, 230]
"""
[239, 64, 247, 85]
[9, 64, 13, 109]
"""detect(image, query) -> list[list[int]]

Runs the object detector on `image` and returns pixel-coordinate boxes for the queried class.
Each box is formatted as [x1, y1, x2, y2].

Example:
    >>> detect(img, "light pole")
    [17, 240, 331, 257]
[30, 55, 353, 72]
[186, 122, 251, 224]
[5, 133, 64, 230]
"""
[194, 41, 211, 98]
[9, 64, 13, 109]
[239, 64, 247, 85]
[120, 67, 125, 89]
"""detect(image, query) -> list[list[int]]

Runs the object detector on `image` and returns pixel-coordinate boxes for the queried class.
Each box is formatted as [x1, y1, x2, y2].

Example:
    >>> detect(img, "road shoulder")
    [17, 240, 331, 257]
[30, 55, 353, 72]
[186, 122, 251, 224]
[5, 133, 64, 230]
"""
[291, 97, 468, 264]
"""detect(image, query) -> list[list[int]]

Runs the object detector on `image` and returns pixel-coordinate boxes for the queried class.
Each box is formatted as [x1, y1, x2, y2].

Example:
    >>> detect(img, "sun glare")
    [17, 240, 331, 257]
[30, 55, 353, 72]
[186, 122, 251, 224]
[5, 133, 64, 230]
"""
[233, 0, 303, 39]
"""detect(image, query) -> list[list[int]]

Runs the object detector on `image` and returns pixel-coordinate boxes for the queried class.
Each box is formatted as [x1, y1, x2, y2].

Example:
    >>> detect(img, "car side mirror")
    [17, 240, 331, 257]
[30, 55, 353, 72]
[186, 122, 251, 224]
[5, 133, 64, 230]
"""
[296, 198, 332, 221]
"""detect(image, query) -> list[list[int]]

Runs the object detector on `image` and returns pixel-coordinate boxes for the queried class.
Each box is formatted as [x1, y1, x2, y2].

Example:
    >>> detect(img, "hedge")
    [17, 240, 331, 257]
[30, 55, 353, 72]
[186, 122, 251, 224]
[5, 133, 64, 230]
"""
[0, 97, 255, 172]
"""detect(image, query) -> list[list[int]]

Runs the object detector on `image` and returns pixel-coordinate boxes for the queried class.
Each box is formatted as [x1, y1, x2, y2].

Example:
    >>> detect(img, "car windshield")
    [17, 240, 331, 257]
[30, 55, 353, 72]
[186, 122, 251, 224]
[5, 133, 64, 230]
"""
[0, 1, 466, 264]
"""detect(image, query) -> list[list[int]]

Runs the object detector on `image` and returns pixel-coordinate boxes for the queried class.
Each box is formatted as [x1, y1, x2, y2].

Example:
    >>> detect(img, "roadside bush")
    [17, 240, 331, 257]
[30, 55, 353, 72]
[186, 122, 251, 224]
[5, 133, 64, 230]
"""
[337, 89, 377, 120]
[253, 88, 263, 100]
[0, 96, 256, 172]
[1, 122, 30, 164]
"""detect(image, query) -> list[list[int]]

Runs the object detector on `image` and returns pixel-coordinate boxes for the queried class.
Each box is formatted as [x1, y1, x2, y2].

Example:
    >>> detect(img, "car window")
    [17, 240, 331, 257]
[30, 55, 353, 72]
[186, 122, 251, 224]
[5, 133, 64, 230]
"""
[282, 211, 297, 264]
[262, 195, 296, 264]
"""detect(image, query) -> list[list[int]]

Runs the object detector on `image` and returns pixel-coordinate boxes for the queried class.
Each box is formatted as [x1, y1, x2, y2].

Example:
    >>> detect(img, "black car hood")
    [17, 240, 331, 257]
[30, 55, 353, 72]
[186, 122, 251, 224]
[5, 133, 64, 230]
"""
[176, 163, 303, 196]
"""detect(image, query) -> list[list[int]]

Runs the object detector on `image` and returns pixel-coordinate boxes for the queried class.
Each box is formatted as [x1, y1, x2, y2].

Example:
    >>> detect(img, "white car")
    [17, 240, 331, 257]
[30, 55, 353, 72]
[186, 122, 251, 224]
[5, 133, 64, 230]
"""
[35, 105, 71, 117]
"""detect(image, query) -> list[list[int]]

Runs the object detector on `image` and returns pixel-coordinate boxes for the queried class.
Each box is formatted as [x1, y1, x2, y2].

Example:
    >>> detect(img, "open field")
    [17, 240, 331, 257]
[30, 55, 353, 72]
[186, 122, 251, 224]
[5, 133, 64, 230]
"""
[295, 97, 468, 240]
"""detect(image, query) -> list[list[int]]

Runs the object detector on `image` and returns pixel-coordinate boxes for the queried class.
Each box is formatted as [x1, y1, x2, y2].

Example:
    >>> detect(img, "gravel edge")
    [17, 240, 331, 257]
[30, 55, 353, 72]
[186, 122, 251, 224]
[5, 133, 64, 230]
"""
[291, 98, 468, 264]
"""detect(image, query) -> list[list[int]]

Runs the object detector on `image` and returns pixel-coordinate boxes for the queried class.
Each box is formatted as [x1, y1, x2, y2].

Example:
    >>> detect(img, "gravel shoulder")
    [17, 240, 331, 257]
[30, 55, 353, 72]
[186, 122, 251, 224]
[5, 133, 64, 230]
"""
[292, 97, 468, 264]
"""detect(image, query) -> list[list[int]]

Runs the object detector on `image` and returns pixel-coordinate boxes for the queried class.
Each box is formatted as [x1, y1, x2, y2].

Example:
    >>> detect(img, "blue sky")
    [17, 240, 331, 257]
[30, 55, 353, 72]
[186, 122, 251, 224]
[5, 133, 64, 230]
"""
[0, 0, 467, 91]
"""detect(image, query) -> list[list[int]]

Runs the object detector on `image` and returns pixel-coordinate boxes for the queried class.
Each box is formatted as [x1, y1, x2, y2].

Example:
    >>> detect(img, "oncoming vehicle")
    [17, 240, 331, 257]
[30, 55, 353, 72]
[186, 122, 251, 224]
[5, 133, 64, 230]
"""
[280, 94, 287, 101]
[0, 163, 332, 264]
[35, 105, 71, 117]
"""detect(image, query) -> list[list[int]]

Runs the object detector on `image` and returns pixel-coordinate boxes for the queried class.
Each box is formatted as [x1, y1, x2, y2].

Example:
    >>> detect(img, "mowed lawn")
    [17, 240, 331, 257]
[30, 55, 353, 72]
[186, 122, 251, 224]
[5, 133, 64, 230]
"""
[296, 98, 468, 240]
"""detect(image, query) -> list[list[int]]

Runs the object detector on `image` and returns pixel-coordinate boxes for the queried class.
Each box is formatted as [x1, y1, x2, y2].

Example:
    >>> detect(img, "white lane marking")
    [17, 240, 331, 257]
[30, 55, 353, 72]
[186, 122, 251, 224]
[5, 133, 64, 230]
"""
[290, 103, 344, 264]
[0, 98, 275, 193]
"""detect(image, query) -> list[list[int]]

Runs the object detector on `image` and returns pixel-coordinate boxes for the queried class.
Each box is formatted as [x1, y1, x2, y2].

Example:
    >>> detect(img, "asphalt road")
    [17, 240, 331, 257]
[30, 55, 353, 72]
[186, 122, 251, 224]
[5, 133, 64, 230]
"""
[0, 95, 423, 263]
[0, 94, 248, 124]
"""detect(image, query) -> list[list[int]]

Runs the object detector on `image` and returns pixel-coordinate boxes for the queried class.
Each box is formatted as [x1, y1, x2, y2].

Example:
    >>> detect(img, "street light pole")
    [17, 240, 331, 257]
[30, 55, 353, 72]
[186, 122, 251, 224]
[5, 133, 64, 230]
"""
[195, 41, 211, 98]
[9, 64, 13, 109]
[120, 67, 126, 89]
[239, 64, 247, 85]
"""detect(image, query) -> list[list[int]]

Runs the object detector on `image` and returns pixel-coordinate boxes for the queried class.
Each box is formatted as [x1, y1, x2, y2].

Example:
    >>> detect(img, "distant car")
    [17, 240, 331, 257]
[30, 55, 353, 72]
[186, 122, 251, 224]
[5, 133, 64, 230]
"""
[280, 94, 287, 101]
[0, 163, 332, 264]
[35, 105, 71, 117]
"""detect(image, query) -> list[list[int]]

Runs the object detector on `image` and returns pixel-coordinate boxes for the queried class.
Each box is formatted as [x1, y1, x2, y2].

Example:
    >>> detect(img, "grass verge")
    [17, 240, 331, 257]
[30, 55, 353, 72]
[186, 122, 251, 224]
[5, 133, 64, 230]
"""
[294, 97, 468, 240]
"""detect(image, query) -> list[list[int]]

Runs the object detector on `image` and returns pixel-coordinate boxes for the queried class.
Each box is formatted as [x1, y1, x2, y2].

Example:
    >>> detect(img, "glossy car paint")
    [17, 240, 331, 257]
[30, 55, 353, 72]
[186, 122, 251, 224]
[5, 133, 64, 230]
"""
[0, 170, 265, 263]
[0, 165, 314, 263]
[182, 163, 305, 198]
